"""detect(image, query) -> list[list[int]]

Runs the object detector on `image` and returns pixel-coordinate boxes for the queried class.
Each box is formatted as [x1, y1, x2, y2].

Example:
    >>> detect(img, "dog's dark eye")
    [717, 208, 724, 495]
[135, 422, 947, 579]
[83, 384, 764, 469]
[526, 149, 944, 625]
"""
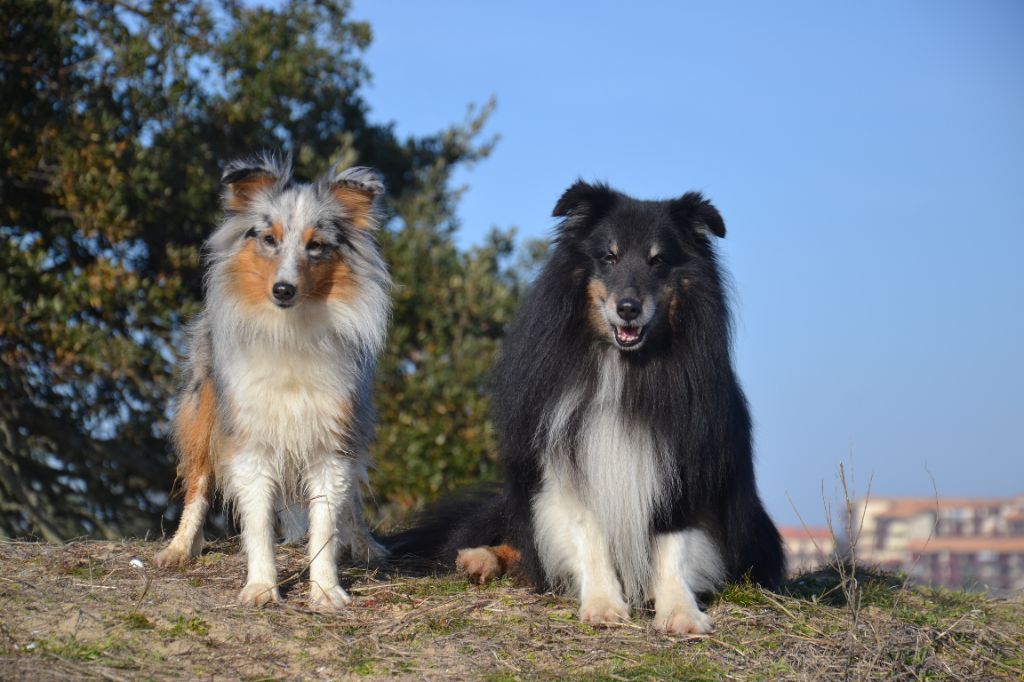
[262, 234, 277, 247]
[244, 227, 257, 239]
[602, 252, 618, 265]
[307, 240, 324, 255]
[649, 254, 665, 267]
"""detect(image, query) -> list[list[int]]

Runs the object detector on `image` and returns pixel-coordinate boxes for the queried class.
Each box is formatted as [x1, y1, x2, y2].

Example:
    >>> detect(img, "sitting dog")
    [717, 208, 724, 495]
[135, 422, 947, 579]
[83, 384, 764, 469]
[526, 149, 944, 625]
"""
[390, 182, 784, 634]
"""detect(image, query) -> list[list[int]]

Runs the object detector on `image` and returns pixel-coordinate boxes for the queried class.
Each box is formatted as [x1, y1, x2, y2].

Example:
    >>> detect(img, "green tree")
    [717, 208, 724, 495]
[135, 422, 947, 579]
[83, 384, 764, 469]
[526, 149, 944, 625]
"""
[1, 0, 525, 539]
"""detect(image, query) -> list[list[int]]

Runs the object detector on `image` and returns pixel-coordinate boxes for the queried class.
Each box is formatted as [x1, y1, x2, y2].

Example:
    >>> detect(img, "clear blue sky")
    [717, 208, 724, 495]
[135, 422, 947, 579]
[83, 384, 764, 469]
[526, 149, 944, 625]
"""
[349, 1, 1024, 525]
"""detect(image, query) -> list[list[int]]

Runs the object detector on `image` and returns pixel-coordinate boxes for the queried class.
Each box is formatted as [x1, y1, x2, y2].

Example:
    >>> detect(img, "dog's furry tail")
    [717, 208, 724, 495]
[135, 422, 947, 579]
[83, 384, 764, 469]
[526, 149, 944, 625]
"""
[382, 484, 510, 569]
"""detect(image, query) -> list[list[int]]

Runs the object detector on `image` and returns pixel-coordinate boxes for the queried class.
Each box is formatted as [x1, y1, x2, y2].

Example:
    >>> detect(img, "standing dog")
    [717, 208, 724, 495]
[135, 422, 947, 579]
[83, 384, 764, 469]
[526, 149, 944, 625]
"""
[391, 182, 784, 634]
[155, 154, 391, 612]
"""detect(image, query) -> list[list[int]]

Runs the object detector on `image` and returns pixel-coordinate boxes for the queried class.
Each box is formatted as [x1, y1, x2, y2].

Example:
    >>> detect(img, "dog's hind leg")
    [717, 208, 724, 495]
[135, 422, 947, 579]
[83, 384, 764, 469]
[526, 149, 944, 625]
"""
[155, 380, 216, 569]
[304, 454, 356, 612]
[154, 474, 212, 568]
[456, 544, 521, 584]
[277, 501, 308, 544]
[336, 480, 387, 565]
[649, 529, 724, 635]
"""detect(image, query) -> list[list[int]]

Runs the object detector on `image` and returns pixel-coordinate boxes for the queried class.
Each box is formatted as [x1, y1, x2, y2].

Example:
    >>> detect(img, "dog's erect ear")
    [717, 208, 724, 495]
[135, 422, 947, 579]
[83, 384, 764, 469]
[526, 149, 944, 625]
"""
[221, 153, 290, 211]
[669, 191, 726, 239]
[329, 166, 385, 229]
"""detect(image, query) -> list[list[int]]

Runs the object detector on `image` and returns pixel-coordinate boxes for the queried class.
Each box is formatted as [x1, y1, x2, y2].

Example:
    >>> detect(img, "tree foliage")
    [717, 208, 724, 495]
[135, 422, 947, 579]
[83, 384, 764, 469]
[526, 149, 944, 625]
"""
[0, 0, 529, 539]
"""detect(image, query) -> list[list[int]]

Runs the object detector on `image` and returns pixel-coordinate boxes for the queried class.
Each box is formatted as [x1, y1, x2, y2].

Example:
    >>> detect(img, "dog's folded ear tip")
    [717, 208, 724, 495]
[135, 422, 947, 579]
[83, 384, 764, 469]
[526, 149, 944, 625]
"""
[670, 192, 726, 239]
[328, 166, 385, 229]
[552, 180, 615, 222]
[330, 166, 385, 197]
[219, 152, 293, 210]
[221, 151, 291, 185]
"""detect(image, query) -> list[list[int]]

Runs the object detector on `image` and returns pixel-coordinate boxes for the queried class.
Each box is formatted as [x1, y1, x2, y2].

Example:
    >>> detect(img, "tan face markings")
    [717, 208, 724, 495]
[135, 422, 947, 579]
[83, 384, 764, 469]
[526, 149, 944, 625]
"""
[174, 379, 217, 505]
[668, 281, 693, 331]
[231, 224, 360, 307]
[587, 278, 608, 306]
[303, 237, 357, 304]
[228, 239, 277, 306]
[586, 278, 613, 339]
[326, 259, 358, 303]
[609, 241, 620, 257]
[296, 225, 359, 304]
[333, 186, 374, 229]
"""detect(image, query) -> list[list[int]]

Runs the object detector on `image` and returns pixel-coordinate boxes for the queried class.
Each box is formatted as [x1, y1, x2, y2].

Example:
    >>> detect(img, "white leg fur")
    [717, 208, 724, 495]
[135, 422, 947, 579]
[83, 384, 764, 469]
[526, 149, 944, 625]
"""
[155, 478, 209, 568]
[225, 450, 281, 607]
[533, 475, 630, 626]
[650, 530, 724, 634]
[304, 455, 354, 612]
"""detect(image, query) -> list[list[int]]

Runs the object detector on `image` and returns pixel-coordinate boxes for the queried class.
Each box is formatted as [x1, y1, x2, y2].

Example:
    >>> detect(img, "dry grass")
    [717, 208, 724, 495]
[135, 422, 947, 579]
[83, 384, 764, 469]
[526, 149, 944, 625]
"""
[0, 539, 1021, 681]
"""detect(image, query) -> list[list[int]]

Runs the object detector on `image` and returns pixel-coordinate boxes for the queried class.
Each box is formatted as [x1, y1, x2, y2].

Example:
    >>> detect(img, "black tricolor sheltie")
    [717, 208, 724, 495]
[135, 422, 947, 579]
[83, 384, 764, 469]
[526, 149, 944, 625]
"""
[390, 181, 784, 633]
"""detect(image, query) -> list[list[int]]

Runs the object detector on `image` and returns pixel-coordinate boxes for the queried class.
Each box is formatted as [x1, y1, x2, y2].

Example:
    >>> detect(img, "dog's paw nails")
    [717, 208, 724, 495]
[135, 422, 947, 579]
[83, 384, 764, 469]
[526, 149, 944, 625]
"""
[237, 582, 280, 607]
[308, 584, 351, 612]
[456, 547, 502, 584]
[579, 597, 631, 627]
[154, 546, 194, 569]
[653, 605, 714, 635]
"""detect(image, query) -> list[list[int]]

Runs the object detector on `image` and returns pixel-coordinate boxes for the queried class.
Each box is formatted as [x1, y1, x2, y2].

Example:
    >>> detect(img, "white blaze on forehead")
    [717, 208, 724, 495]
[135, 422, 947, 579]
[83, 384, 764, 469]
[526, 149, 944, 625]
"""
[266, 186, 324, 285]
[274, 242, 301, 284]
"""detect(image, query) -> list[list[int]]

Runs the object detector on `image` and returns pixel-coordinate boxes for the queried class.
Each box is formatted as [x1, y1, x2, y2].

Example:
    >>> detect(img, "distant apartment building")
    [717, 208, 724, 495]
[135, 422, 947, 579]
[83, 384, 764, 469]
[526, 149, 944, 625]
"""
[851, 496, 1024, 591]
[778, 525, 836, 573]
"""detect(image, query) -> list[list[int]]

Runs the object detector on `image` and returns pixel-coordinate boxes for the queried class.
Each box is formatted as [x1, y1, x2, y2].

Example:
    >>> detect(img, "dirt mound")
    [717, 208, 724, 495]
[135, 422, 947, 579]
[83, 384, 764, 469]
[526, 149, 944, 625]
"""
[0, 540, 1021, 680]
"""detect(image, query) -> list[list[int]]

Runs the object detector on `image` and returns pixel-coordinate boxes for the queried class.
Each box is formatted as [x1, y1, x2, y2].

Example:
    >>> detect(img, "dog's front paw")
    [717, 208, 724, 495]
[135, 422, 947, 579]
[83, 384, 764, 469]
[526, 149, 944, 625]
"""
[308, 583, 351, 612]
[237, 582, 280, 607]
[456, 547, 502, 584]
[653, 602, 714, 635]
[579, 595, 631, 627]
[154, 544, 196, 569]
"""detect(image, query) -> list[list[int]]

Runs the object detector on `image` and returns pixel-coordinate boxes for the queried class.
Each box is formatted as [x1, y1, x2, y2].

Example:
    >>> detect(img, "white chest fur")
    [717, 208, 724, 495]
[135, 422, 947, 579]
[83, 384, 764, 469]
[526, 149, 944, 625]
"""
[540, 355, 667, 601]
[220, 337, 358, 460]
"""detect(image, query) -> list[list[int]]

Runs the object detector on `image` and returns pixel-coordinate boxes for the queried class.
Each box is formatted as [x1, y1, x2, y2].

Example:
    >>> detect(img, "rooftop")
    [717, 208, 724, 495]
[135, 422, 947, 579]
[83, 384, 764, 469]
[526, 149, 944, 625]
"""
[778, 525, 834, 541]
[906, 537, 1024, 553]
[860, 496, 1024, 520]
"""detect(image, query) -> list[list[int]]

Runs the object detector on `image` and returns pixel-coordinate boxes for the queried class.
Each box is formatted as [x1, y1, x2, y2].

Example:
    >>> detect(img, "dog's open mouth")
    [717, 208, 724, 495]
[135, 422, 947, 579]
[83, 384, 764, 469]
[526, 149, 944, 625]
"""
[613, 324, 646, 349]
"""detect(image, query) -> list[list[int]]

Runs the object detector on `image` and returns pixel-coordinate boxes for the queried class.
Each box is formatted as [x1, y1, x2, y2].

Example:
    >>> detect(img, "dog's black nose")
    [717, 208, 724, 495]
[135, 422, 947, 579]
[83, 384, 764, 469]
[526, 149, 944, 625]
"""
[617, 298, 642, 321]
[272, 282, 297, 304]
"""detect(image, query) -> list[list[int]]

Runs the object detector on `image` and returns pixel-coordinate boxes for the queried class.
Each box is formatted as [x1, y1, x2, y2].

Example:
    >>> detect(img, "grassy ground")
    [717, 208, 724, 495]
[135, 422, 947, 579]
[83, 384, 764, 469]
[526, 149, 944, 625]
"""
[0, 539, 1021, 681]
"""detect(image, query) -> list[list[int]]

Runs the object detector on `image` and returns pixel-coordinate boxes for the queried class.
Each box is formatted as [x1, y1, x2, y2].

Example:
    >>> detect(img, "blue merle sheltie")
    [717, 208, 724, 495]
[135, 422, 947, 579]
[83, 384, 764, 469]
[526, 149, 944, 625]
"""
[390, 181, 784, 634]
[155, 153, 391, 612]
